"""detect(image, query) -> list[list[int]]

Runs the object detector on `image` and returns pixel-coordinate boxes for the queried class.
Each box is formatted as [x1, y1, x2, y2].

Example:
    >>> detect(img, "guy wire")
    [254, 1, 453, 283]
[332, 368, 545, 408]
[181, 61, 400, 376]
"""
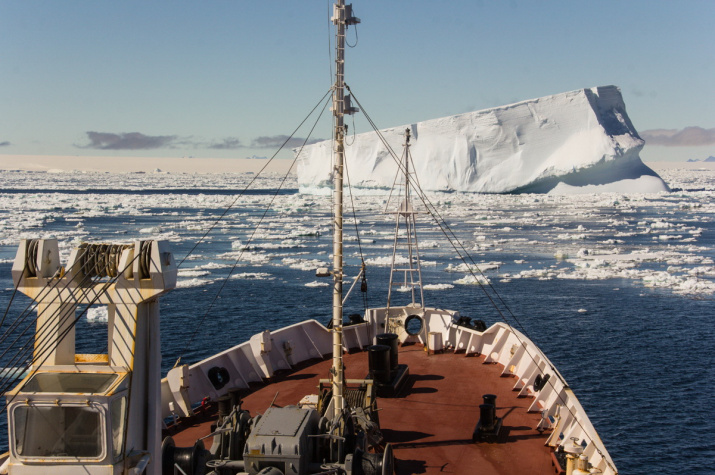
[174, 94, 333, 367]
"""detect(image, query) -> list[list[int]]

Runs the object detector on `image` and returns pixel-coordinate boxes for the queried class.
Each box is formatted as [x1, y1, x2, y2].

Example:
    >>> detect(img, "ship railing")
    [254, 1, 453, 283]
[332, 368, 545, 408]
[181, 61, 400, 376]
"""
[162, 318, 371, 419]
[161, 312, 616, 475]
[425, 311, 617, 475]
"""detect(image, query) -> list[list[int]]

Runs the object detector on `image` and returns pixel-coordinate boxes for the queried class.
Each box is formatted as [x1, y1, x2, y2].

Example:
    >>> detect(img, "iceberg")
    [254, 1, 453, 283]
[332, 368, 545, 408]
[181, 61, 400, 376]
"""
[296, 86, 669, 194]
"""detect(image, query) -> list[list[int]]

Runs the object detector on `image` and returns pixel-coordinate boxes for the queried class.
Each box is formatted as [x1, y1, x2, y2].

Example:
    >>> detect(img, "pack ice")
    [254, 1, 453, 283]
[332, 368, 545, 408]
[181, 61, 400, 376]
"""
[296, 86, 669, 194]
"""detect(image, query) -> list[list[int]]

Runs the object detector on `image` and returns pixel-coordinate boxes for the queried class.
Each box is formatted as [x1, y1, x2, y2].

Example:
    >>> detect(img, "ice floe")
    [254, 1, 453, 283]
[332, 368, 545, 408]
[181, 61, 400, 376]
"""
[0, 164, 712, 297]
[85, 306, 108, 323]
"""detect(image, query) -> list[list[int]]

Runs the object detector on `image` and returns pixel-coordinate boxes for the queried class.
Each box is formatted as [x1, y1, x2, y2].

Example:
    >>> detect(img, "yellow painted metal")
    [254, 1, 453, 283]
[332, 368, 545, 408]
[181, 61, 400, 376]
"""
[75, 354, 109, 363]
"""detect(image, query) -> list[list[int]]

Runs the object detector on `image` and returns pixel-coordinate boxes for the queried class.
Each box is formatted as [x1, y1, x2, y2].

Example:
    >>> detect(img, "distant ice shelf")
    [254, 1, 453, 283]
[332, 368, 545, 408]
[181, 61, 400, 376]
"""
[295, 86, 669, 194]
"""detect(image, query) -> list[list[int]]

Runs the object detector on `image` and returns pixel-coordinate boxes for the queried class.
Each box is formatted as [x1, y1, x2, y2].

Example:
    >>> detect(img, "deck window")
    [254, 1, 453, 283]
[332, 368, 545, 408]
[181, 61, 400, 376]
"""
[13, 404, 103, 459]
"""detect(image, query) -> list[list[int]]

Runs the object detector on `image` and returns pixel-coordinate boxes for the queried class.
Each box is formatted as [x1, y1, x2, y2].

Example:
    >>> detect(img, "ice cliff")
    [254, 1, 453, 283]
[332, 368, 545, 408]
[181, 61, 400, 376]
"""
[295, 86, 669, 194]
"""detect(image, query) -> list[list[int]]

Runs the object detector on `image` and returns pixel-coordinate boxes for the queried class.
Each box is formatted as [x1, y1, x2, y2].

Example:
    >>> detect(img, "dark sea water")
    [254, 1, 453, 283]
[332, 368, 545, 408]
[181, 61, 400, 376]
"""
[0, 171, 713, 473]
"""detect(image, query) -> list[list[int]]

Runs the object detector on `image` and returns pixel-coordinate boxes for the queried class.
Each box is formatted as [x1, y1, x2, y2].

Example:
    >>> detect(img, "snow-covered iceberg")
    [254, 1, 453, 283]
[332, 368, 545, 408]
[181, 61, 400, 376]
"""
[296, 86, 669, 194]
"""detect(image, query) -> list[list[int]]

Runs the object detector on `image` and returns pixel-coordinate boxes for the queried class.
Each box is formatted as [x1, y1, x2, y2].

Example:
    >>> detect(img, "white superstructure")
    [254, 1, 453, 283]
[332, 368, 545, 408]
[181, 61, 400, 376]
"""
[3, 239, 176, 475]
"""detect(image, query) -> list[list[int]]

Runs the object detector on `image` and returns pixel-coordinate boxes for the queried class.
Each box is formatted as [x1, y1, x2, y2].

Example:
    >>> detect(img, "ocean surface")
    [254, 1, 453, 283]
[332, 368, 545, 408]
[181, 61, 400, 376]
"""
[0, 167, 713, 473]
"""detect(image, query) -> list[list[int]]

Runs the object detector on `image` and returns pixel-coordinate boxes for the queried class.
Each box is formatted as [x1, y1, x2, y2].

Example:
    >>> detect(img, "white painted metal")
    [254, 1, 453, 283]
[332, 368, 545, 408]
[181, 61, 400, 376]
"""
[7, 239, 176, 475]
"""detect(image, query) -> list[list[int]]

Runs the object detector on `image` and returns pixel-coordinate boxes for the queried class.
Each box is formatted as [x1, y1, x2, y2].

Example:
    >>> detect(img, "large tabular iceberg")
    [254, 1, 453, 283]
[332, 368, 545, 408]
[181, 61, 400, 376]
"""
[296, 86, 669, 194]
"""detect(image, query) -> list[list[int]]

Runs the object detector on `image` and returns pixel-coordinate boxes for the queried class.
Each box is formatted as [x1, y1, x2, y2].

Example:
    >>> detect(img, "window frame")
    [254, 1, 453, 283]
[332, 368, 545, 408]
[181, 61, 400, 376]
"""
[9, 400, 108, 462]
[109, 394, 128, 462]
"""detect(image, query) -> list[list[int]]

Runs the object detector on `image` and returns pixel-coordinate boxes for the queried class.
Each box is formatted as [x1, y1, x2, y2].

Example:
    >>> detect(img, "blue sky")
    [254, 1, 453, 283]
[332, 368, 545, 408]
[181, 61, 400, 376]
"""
[1, 0, 713, 162]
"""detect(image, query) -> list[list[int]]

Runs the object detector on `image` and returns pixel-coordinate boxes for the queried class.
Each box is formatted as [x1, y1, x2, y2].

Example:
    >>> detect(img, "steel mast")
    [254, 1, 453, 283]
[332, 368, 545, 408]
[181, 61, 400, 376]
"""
[387, 129, 425, 309]
[330, 0, 359, 420]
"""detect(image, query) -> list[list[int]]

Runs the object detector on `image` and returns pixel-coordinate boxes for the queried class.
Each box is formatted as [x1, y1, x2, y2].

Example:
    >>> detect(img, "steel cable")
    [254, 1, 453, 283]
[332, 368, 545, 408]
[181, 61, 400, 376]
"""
[0, 250, 143, 409]
[176, 88, 334, 269]
[345, 85, 615, 471]
[173, 93, 333, 367]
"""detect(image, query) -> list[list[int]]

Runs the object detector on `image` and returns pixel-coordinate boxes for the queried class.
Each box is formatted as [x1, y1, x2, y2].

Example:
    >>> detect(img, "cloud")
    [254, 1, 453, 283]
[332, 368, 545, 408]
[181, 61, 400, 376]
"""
[75, 131, 323, 152]
[251, 135, 322, 149]
[208, 137, 242, 150]
[0, 141, 10, 147]
[640, 127, 715, 147]
[79, 131, 179, 150]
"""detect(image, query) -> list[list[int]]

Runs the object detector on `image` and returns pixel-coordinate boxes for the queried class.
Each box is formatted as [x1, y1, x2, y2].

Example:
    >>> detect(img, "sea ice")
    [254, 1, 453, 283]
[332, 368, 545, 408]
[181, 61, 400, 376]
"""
[454, 275, 491, 285]
[423, 283, 455, 290]
[178, 269, 211, 278]
[0, 164, 712, 297]
[305, 281, 329, 287]
[85, 306, 108, 323]
[176, 278, 217, 289]
[231, 272, 273, 280]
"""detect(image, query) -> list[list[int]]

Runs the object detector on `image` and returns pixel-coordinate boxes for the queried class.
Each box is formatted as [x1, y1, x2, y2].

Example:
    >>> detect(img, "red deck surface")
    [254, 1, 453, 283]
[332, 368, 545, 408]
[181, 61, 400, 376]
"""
[169, 345, 557, 474]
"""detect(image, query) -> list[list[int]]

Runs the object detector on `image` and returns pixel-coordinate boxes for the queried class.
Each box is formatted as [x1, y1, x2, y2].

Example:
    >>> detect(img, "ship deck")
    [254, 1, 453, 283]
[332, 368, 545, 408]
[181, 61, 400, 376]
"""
[168, 344, 558, 474]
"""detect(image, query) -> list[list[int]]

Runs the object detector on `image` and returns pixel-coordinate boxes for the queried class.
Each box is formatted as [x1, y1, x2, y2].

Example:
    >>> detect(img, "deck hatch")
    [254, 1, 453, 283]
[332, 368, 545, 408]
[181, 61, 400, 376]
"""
[256, 407, 309, 437]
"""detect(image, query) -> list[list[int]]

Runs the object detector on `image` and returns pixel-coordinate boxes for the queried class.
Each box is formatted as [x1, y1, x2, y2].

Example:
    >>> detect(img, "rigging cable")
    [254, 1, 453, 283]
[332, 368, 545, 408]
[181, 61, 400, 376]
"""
[176, 88, 333, 269]
[346, 85, 520, 326]
[0, 247, 144, 406]
[0, 245, 100, 361]
[349, 85, 560, 356]
[344, 116, 357, 146]
[173, 94, 333, 368]
[342, 144, 369, 312]
[0, 281, 25, 348]
[345, 85, 615, 471]
[345, 6, 358, 48]
[0, 261, 25, 332]
[0, 245, 135, 389]
[2, 89, 334, 389]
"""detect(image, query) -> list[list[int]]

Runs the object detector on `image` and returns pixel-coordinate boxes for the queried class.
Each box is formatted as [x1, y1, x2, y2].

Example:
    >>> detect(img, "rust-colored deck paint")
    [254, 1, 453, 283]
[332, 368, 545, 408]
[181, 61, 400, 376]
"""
[168, 345, 556, 474]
